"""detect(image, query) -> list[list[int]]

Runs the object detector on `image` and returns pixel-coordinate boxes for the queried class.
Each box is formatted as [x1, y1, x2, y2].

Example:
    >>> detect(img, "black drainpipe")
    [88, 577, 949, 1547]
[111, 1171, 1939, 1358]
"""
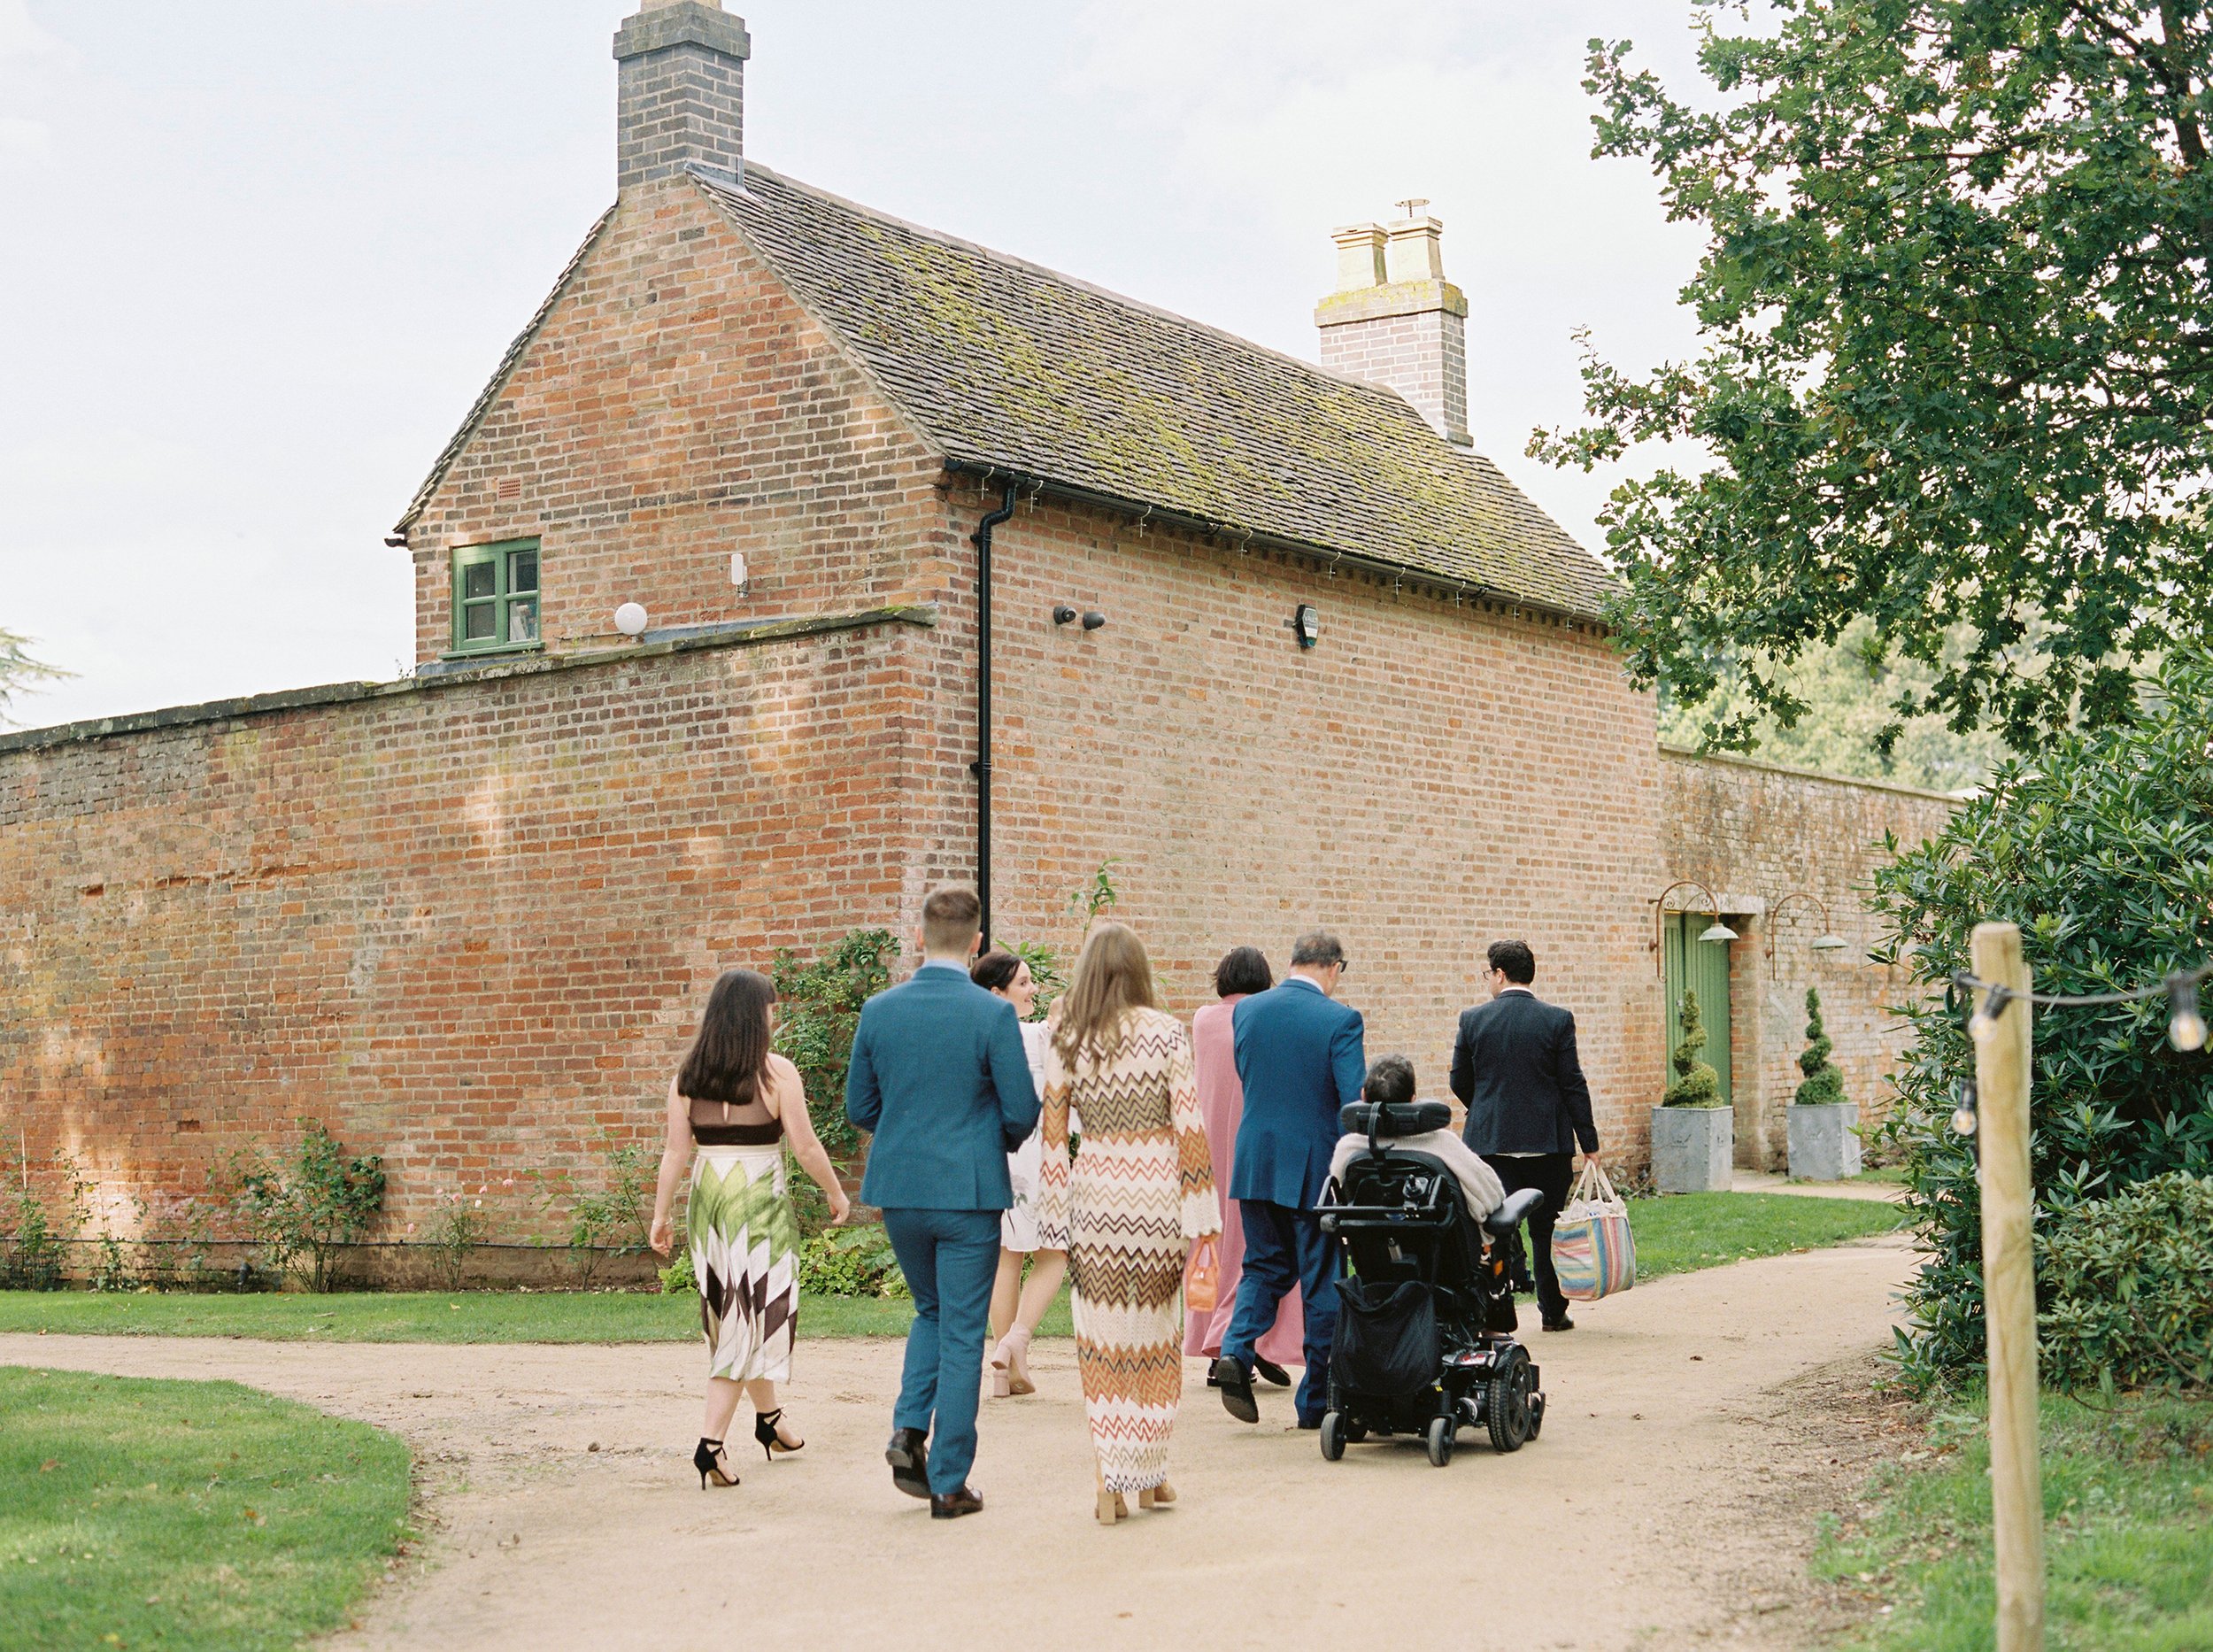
[972, 480, 1019, 947]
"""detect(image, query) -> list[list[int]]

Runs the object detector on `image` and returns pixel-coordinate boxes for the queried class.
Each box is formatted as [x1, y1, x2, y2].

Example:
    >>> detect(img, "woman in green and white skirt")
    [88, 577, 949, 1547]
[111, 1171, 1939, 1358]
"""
[650, 968, 851, 1489]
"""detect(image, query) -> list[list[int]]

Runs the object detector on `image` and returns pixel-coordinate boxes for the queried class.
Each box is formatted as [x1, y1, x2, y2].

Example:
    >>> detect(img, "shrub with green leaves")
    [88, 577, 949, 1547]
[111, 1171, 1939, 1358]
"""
[1794, 987, 1847, 1108]
[1873, 647, 2213, 1390]
[228, 1123, 386, 1293]
[800, 1225, 909, 1299]
[772, 928, 896, 1159]
[2038, 1171, 2213, 1393]
[532, 1131, 652, 1285]
[1663, 988, 1725, 1107]
[3, 1151, 89, 1290]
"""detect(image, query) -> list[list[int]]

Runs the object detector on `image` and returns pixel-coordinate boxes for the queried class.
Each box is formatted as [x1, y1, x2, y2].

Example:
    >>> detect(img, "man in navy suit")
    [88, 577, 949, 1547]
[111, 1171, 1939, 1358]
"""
[1212, 928, 1366, 1428]
[844, 884, 1038, 1519]
[1449, 938, 1600, 1332]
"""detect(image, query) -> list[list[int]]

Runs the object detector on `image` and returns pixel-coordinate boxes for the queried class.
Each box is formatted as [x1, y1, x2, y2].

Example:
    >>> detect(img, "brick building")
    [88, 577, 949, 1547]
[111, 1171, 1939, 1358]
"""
[0, 1, 1952, 1261]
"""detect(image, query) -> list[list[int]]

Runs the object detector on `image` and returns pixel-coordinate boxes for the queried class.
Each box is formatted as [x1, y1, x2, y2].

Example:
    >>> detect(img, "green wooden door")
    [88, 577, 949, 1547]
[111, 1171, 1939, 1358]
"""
[1662, 913, 1732, 1105]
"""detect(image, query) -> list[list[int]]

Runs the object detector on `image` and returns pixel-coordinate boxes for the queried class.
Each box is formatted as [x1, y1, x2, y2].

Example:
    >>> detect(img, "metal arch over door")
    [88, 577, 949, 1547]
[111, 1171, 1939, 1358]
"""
[1662, 912, 1732, 1107]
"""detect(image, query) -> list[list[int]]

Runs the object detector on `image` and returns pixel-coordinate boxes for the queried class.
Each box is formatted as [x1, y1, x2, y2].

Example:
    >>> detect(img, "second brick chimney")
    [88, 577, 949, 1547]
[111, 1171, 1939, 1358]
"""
[613, 0, 752, 192]
[1315, 211, 1470, 447]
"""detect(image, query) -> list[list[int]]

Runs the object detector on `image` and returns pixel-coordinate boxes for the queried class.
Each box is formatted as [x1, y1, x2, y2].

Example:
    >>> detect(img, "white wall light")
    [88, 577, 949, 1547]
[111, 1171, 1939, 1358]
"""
[614, 602, 649, 637]
[730, 552, 749, 594]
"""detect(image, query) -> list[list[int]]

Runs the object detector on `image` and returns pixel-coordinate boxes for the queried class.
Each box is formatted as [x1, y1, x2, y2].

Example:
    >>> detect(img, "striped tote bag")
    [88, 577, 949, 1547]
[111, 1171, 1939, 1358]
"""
[1550, 1161, 1635, 1301]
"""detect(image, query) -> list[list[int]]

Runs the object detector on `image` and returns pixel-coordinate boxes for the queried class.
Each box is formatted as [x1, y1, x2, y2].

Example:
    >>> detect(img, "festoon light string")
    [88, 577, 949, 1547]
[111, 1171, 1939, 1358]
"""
[1944, 960, 2213, 1139]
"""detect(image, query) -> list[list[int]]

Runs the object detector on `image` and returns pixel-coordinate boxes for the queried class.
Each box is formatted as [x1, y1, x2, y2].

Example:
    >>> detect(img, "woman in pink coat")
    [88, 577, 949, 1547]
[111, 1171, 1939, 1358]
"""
[1184, 946, 1302, 1384]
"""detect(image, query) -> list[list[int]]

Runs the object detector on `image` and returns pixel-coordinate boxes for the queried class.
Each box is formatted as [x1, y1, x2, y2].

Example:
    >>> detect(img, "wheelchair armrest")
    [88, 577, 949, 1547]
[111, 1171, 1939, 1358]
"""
[1482, 1187, 1546, 1237]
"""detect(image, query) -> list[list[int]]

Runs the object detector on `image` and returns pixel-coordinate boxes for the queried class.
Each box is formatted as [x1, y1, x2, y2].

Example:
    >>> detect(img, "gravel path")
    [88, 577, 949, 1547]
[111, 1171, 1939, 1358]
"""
[0, 1233, 1914, 1652]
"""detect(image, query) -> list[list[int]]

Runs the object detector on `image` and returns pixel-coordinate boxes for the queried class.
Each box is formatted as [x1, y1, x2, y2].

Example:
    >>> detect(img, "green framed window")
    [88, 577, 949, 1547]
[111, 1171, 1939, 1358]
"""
[449, 539, 541, 654]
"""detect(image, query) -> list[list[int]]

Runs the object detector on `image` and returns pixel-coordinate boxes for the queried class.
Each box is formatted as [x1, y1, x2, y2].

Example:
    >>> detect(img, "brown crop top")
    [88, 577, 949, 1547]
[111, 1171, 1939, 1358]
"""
[688, 1086, 784, 1147]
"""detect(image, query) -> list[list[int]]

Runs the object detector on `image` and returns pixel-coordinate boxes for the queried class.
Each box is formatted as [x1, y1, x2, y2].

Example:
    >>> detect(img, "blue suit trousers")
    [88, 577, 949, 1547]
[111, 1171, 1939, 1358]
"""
[881, 1207, 1000, 1494]
[1220, 1198, 1341, 1424]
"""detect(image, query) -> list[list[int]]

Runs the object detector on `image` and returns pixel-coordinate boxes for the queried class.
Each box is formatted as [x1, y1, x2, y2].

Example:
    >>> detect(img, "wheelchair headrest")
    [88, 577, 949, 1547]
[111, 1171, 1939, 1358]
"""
[1339, 1100, 1453, 1140]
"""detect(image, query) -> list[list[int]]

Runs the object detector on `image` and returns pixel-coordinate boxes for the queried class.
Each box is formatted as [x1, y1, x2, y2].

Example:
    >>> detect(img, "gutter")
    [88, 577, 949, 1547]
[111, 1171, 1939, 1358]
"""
[941, 459, 1611, 631]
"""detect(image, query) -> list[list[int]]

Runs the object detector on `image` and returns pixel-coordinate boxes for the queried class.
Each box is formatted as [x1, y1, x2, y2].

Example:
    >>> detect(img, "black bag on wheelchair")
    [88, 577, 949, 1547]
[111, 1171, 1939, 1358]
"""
[1330, 1278, 1439, 1401]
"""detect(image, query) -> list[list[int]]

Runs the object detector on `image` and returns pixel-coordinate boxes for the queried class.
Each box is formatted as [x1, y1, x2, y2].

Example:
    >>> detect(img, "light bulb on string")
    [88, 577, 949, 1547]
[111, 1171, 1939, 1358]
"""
[1967, 985, 2009, 1046]
[2169, 971, 2208, 1054]
[1950, 1078, 1978, 1138]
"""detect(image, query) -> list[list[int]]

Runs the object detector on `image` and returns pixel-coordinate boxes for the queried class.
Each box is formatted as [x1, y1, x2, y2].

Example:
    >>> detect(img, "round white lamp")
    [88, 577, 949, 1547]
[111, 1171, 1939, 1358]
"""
[614, 602, 649, 638]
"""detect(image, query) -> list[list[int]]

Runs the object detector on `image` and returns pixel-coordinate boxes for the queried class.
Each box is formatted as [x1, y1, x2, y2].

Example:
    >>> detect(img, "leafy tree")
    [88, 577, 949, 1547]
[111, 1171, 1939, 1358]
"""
[1534, 2, 2213, 754]
[1871, 646, 2213, 1389]
[1795, 987, 1848, 1107]
[1660, 616, 2011, 792]
[1664, 988, 1726, 1107]
[0, 629, 66, 727]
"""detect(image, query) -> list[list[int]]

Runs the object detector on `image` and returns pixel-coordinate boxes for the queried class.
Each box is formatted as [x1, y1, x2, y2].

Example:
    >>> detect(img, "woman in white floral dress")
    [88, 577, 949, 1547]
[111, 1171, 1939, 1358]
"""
[973, 950, 1059, 1396]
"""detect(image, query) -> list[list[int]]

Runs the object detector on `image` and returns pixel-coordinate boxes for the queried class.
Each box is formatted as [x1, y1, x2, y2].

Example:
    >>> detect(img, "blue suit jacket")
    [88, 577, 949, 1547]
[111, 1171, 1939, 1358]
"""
[1230, 979, 1366, 1208]
[844, 963, 1041, 1211]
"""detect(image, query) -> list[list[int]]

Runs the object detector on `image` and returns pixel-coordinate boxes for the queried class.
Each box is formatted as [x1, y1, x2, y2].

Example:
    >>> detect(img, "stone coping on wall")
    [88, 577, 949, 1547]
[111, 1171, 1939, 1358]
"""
[1657, 740, 1965, 805]
[0, 606, 940, 758]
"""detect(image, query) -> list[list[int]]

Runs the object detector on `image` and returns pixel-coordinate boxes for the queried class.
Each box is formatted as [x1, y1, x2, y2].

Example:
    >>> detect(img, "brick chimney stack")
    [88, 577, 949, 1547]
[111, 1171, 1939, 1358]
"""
[613, 0, 752, 192]
[1315, 210, 1470, 447]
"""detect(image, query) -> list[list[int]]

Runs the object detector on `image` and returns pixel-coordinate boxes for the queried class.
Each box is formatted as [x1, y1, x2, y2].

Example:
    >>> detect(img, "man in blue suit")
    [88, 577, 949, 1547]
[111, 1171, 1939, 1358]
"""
[1213, 928, 1366, 1429]
[844, 884, 1038, 1520]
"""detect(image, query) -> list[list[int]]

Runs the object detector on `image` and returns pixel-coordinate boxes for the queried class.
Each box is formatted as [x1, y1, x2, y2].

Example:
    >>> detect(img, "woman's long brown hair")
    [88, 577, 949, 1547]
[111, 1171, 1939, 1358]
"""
[1051, 922, 1158, 1065]
[677, 969, 776, 1103]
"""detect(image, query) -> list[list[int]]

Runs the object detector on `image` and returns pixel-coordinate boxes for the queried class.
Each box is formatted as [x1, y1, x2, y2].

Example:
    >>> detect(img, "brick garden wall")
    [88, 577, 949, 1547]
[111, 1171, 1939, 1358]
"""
[0, 616, 929, 1266]
[1658, 747, 1958, 1170]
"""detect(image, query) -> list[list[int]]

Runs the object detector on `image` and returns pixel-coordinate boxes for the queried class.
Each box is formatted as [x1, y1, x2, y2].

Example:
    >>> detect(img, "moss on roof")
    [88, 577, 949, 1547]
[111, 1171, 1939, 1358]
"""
[700, 167, 1613, 618]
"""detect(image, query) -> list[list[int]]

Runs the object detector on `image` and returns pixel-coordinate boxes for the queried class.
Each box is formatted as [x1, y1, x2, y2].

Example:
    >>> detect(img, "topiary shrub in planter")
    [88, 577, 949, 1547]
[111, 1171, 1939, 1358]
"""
[1653, 989, 1732, 1192]
[1788, 988, 1860, 1180]
[1872, 646, 2213, 1392]
[2039, 1171, 2213, 1393]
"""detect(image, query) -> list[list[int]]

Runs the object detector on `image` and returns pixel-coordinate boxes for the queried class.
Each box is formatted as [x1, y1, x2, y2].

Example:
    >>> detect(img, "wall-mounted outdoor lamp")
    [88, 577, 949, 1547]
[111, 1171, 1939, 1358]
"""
[1288, 604, 1320, 649]
[1650, 879, 1738, 977]
[1053, 604, 1077, 625]
[1081, 611, 1106, 631]
[614, 601, 650, 637]
[1765, 891, 1849, 961]
[730, 552, 750, 595]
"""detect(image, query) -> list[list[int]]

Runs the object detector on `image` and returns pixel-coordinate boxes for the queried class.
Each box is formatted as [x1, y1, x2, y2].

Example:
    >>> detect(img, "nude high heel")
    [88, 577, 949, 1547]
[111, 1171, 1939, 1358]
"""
[986, 1341, 1011, 1400]
[1095, 1488, 1129, 1525]
[1002, 1329, 1035, 1396]
[1138, 1479, 1176, 1509]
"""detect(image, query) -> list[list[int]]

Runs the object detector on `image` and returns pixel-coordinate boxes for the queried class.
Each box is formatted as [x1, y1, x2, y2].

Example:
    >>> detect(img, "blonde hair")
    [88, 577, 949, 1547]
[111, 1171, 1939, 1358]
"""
[1051, 922, 1159, 1065]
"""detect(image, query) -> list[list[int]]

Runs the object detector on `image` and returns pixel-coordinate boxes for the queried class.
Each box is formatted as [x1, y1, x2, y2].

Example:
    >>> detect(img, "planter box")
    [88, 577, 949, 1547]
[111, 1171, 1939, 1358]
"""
[1787, 1102, 1862, 1181]
[1651, 1105, 1733, 1193]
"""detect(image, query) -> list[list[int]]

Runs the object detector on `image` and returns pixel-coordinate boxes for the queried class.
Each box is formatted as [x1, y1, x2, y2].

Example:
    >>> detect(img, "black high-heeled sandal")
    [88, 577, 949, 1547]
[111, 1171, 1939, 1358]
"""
[754, 1408, 804, 1461]
[694, 1437, 738, 1488]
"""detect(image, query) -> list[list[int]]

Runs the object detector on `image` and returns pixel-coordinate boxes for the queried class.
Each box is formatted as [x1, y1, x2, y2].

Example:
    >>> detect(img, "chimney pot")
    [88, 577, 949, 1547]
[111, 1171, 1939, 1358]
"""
[1384, 215, 1447, 283]
[1330, 223, 1387, 294]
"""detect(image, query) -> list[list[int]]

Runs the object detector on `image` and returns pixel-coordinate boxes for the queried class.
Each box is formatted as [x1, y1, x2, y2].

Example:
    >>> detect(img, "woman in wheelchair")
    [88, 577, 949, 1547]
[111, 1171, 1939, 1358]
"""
[1316, 1055, 1550, 1464]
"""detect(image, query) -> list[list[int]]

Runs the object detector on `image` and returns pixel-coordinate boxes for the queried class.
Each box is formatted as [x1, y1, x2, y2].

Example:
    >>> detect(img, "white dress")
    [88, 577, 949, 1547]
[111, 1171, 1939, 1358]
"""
[1002, 1020, 1053, 1251]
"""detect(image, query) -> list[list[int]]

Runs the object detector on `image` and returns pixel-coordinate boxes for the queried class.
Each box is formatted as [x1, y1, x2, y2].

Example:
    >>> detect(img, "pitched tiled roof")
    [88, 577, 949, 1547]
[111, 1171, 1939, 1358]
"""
[700, 166, 1614, 619]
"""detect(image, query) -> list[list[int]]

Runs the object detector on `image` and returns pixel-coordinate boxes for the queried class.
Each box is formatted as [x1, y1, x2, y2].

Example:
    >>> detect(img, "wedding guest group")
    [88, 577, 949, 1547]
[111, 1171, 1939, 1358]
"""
[652, 884, 1601, 1525]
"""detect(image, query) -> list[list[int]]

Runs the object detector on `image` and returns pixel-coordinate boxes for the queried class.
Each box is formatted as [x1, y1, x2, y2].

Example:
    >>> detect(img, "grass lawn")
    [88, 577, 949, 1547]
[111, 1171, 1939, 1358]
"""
[0, 1286, 1072, 1343]
[0, 1193, 1893, 1344]
[1627, 1190, 1906, 1280]
[0, 1367, 411, 1652]
[1819, 1389, 2213, 1650]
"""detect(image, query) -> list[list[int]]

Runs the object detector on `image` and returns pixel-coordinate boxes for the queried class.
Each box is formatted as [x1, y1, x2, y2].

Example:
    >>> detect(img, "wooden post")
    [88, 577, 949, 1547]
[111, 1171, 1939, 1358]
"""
[1970, 921, 2044, 1652]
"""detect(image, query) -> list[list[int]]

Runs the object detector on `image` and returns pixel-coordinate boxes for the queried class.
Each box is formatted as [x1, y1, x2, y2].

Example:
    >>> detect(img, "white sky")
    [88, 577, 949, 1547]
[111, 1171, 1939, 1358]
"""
[0, 0, 1710, 730]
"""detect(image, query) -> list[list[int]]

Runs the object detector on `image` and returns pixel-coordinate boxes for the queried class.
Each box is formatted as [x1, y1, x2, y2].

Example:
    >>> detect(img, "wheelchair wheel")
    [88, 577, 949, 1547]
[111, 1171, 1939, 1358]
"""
[1319, 1411, 1346, 1462]
[1424, 1415, 1455, 1467]
[1344, 1418, 1369, 1443]
[1486, 1347, 1535, 1453]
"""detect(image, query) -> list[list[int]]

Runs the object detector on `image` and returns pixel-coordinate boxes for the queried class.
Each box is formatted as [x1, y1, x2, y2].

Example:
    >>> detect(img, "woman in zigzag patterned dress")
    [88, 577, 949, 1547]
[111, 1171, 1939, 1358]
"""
[1037, 922, 1221, 1524]
[648, 968, 852, 1490]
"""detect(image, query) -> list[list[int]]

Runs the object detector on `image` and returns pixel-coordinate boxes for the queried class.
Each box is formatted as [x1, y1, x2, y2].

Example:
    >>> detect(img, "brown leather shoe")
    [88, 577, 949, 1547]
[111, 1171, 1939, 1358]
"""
[929, 1483, 984, 1519]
